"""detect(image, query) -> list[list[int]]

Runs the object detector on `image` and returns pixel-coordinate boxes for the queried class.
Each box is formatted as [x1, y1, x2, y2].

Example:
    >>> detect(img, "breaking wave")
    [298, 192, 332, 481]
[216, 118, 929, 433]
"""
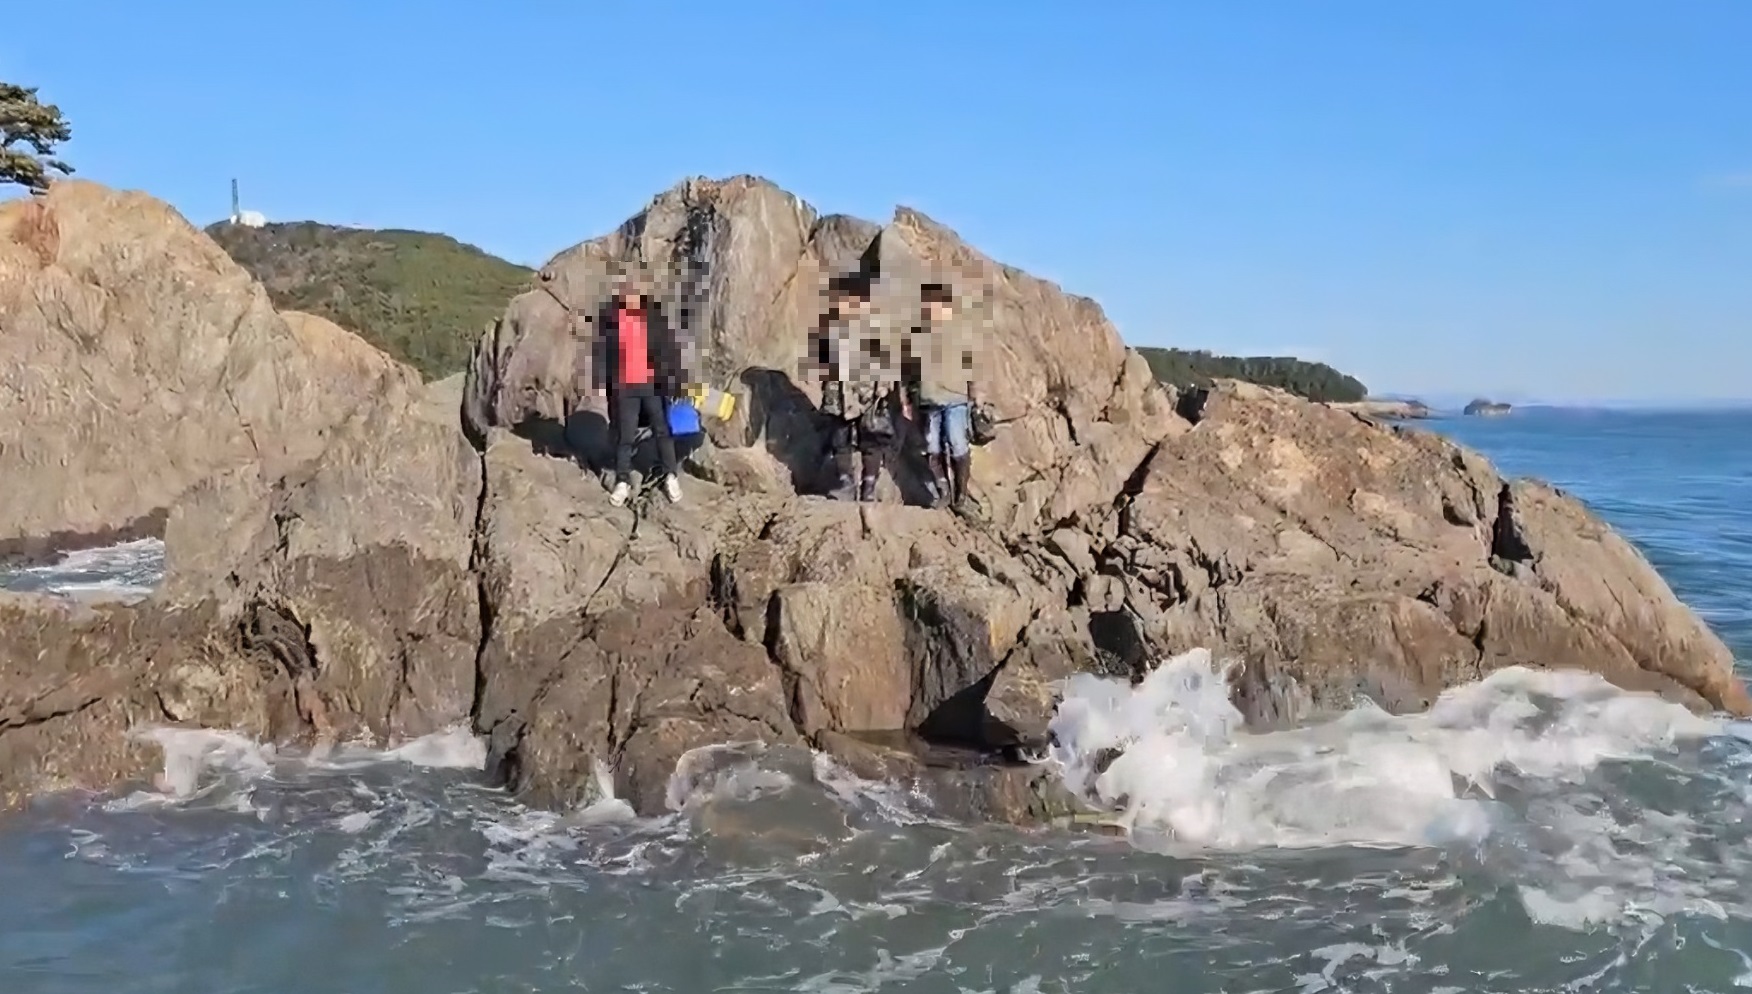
[1047, 649, 1752, 938]
[1048, 648, 1718, 852]
[0, 537, 165, 602]
[8, 649, 1752, 992]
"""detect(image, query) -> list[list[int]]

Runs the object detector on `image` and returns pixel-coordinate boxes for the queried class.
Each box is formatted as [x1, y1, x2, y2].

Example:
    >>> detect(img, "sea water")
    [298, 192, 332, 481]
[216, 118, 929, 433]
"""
[2, 407, 1751, 993]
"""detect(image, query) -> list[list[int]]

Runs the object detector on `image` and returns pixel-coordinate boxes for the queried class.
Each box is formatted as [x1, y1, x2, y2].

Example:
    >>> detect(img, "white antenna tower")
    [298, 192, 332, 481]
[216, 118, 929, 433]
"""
[229, 178, 267, 228]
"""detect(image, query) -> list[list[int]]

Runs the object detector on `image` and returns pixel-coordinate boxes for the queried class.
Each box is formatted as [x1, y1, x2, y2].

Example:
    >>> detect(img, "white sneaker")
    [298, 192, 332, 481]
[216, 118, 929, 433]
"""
[663, 475, 683, 504]
[608, 481, 631, 507]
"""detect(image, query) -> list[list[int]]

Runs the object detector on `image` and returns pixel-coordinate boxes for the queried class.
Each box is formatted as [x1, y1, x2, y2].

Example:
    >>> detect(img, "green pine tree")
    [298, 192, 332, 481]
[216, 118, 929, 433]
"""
[0, 82, 74, 193]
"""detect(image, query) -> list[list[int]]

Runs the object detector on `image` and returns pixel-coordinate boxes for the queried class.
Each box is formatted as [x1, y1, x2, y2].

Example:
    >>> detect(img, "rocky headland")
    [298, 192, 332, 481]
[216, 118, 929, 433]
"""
[1, 177, 1745, 821]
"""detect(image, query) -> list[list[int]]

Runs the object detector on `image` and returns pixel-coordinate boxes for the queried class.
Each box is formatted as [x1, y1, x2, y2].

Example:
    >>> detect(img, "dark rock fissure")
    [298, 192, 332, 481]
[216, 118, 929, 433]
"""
[902, 582, 1024, 754]
[1118, 440, 1165, 503]
[1053, 388, 1081, 447]
[581, 534, 635, 616]
[1088, 609, 1150, 681]
[1490, 483, 1535, 568]
[151, 690, 181, 725]
[916, 668, 1027, 752]
[0, 692, 105, 734]
[760, 592, 811, 736]
[466, 446, 494, 729]
[237, 598, 330, 736]
[1175, 385, 1214, 425]
[708, 552, 743, 639]
[1450, 450, 1495, 526]
[239, 601, 318, 682]
[484, 716, 526, 788]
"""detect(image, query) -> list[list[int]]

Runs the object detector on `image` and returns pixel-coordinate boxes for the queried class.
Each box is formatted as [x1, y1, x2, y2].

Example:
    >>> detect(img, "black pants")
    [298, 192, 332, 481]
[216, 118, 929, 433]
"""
[827, 419, 854, 459]
[857, 425, 889, 477]
[824, 417, 891, 490]
[614, 384, 679, 485]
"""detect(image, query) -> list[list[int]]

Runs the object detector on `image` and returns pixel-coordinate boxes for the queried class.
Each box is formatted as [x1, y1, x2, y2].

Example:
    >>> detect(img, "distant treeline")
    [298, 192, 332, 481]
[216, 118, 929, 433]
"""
[1136, 347, 1369, 404]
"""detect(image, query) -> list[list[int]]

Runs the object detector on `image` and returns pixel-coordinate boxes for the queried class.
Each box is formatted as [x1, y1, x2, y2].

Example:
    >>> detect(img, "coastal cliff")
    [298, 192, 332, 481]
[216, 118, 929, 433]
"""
[2, 177, 1745, 820]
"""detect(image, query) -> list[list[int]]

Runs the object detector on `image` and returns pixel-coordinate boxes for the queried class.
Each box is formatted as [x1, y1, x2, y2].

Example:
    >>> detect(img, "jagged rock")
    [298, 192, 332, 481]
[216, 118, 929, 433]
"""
[442, 176, 1750, 809]
[1, 178, 1746, 829]
[464, 175, 1180, 523]
[0, 592, 301, 806]
[1123, 381, 1750, 720]
[159, 373, 482, 743]
[0, 183, 414, 563]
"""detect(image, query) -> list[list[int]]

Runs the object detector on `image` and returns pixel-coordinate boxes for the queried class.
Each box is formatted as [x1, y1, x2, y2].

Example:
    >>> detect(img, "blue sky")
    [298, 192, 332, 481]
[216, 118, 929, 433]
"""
[6, 2, 1750, 403]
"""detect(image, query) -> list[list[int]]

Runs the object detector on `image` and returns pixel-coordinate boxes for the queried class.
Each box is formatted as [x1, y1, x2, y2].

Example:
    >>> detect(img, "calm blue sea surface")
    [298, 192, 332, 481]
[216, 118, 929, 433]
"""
[2, 407, 1751, 994]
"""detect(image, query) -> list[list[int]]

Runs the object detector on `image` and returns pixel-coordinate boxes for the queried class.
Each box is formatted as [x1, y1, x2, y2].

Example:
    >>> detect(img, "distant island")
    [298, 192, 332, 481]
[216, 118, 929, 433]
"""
[1463, 398, 1513, 417]
[207, 220, 534, 380]
[1136, 347, 1368, 404]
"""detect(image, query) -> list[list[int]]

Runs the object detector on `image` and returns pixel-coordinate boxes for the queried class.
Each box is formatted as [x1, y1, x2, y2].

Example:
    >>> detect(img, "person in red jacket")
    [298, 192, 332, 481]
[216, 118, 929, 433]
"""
[592, 277, 685, 507]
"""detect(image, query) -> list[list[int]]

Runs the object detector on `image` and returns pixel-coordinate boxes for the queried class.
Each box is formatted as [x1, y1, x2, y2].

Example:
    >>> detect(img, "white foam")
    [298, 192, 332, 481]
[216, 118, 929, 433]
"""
[139, 728, 276, 801]
[112, 725, 489, 811]
[378, 728, 489, 770]
[0, 537, 166, 602]
[1295, 941, 1418, 994]
[809, 752, 935, 826]
[1047, 648, 1721, 852]
[335, 811, 377, 834]
[664, 741, 793, 812]
[572, 759, 637, 825]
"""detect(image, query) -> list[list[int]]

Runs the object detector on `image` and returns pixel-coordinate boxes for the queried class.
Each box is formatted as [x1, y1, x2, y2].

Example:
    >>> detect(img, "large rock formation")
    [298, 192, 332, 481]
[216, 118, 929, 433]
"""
[463, 176, 1179, 520]
[0, 176, 1745, 822]
[0, 182, 416, 564]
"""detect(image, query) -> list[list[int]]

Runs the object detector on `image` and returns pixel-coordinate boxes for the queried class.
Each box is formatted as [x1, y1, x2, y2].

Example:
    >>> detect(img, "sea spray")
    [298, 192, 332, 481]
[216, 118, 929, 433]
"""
[1046, 648, 1722, 852]
[111, 725, 490, 813]
[380, 728, 489, 770]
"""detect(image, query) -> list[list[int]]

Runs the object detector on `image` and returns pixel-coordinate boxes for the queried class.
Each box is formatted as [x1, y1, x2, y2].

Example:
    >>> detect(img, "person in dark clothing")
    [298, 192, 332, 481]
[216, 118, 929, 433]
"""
[803, 274, 906, 501]
[592, 278, 686, 507]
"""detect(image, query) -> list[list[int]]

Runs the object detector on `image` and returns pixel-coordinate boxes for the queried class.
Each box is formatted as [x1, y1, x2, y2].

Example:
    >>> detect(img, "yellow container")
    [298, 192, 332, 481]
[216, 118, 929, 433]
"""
[686, 384, 737, 422]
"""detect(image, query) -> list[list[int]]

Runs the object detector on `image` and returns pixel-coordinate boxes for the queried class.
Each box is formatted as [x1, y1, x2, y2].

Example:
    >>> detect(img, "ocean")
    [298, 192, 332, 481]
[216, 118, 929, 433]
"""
[3, 407, 1751, 994]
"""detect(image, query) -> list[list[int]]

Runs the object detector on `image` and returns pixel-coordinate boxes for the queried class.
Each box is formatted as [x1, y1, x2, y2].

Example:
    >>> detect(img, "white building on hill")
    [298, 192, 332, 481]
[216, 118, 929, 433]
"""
[228, 179, 267, 227]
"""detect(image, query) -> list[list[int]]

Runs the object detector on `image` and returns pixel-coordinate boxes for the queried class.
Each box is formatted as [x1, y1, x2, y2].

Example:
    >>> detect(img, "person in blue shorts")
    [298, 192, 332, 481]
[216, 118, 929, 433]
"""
[908, 282, 978, 512]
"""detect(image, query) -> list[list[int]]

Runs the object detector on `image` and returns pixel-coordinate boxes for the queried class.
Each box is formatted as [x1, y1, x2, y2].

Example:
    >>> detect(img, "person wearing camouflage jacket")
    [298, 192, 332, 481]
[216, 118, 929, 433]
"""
[803, 273, 909, 501]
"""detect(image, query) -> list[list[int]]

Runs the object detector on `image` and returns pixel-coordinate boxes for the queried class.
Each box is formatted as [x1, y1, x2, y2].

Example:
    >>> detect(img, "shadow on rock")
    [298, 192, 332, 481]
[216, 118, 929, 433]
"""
[740, 367, 833, 494]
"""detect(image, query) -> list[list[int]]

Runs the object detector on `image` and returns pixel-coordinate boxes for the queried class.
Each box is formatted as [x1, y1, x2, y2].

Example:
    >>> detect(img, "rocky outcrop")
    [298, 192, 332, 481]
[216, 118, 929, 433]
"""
[463, 176, 1181, 518]
[0, 183, 416, 564]
[0, 591, 302, 808]
[1464, 398, 1513, 416]
[0, 176, 1745, 824]
[1330, 399, 1432, 420]
[158, 371, 483, 743]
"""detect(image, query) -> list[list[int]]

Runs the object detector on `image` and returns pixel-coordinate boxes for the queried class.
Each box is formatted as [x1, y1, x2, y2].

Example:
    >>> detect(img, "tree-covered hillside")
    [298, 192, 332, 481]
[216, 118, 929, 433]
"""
[1136, 347, 1368, 403]
[207, 221, 533, 380]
